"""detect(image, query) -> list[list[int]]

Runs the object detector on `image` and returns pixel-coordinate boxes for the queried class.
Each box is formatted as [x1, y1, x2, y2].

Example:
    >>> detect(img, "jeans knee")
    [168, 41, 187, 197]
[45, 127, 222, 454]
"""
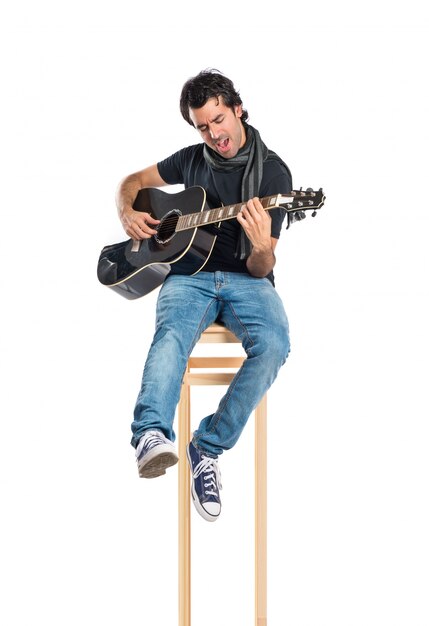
[252, 324, 290, 366]
[272, 327, 290, 365]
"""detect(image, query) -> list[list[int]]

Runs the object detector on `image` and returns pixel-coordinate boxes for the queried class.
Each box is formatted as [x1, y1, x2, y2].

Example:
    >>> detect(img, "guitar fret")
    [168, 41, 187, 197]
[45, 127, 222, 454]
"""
[183, 199, 276, 229]
[176, 192, 312, 232]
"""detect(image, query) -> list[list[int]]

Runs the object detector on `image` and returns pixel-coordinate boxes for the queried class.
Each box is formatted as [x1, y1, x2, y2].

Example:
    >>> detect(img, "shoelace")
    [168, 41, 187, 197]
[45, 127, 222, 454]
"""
[137, 431, 164, 457]
[192, 455, 222, 497]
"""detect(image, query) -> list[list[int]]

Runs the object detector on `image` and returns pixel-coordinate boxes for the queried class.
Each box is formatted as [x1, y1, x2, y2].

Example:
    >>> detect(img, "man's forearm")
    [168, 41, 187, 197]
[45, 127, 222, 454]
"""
[115, 164, 166, 219]
[246, 245, 276, 277]
[116, 173, 142, 218]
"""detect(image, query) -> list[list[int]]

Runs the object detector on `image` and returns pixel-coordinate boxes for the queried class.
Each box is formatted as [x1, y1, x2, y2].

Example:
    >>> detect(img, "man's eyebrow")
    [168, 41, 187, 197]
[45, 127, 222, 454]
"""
[197, 114, 224, 129]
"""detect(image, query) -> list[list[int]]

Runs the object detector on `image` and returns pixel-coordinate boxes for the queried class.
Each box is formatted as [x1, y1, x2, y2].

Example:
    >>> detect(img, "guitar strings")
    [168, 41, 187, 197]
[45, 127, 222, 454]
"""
[138, 192, 321, 232]
[145, 200, 316, 232]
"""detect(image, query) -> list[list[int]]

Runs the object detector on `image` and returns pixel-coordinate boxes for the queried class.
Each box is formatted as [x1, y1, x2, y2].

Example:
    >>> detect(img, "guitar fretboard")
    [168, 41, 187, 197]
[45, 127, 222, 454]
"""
[176, 194, 285, 232]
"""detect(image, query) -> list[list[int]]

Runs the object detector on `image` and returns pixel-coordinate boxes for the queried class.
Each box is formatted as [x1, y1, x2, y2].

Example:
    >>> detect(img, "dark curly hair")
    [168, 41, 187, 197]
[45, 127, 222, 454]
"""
[180, 68, 249, 126]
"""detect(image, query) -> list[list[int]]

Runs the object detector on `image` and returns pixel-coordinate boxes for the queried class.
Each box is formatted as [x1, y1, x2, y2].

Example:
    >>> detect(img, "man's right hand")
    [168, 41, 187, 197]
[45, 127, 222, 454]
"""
[120, 207, 160, 240]
[115, 164, 167, 239]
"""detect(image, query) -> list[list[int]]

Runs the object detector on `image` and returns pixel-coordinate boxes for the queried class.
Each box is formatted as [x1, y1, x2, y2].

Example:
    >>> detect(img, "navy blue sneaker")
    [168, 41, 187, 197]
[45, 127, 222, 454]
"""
[135, 430, 178, 478]
[186, 440, 222, 522]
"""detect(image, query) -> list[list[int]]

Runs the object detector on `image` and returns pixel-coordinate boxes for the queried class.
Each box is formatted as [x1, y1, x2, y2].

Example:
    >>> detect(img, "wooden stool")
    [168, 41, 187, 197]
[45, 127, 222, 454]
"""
[178, 323, 268, 626]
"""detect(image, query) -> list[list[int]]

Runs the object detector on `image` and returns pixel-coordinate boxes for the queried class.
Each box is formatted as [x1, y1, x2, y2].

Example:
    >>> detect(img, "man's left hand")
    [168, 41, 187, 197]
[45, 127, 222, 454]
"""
[236, 197, 272, 252]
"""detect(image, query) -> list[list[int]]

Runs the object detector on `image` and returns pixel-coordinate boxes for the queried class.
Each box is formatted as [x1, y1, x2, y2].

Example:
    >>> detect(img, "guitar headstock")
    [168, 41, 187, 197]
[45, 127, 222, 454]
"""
[277, 188, 325, 228]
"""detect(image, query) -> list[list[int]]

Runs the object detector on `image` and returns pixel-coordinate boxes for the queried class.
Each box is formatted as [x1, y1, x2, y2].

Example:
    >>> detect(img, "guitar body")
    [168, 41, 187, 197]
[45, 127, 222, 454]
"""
[97, 186, 218, 299]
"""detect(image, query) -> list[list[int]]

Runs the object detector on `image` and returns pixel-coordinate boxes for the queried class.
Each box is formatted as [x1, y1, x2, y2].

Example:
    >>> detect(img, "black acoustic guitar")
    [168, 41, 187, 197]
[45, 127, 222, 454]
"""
[97, 186, 325, 299]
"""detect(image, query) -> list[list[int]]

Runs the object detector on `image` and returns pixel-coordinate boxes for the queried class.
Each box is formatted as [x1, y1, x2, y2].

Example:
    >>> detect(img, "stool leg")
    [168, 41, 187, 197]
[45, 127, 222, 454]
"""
[255, 394, 268, 626]
[178, 369, 191, 626]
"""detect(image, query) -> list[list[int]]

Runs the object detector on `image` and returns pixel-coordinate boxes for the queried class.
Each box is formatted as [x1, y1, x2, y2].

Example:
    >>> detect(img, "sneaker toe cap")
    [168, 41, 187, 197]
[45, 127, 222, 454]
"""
[203, 502, 221, 518]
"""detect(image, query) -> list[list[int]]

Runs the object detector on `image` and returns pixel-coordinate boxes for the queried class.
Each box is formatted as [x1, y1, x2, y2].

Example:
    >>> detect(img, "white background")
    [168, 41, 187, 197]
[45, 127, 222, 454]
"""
[1, 1, 428, 625]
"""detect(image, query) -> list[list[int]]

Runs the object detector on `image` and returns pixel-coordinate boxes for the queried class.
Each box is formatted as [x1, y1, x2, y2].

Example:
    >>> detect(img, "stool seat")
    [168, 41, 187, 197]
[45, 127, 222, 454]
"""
[178, 324, 268, 626]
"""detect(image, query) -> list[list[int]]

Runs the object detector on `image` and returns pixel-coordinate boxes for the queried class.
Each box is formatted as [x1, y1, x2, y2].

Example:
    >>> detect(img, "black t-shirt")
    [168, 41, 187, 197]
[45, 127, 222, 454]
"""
[157, 143, 292, 284]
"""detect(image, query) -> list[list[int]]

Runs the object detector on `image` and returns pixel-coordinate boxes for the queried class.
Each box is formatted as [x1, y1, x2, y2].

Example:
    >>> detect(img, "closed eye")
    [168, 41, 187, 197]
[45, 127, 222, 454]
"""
[197, 115, 225, 133]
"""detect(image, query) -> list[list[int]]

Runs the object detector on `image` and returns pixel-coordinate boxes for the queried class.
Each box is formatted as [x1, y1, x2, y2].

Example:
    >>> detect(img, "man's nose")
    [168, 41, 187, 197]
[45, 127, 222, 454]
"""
[209, 125, 220, 140]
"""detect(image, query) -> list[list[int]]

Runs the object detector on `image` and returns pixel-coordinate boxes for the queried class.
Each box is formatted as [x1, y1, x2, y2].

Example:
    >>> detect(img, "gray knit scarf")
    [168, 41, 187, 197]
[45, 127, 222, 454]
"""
[203, 123, 290, 259]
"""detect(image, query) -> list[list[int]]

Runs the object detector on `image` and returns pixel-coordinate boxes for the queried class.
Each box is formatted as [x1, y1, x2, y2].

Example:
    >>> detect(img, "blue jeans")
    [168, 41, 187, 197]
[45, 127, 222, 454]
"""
[131, 271, 290, 456]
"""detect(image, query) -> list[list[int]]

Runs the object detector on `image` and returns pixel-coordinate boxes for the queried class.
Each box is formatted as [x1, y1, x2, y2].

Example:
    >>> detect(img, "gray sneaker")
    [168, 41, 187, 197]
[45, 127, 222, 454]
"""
[136, 430, 179, 478]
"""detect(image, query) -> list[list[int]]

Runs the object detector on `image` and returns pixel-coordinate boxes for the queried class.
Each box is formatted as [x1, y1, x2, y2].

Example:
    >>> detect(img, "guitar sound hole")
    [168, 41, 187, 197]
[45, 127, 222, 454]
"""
[155, 209, 181, 244]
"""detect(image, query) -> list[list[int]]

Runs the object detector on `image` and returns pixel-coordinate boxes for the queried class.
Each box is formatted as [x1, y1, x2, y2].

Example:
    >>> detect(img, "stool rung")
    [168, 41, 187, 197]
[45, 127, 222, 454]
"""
[185, 372, 236, 385]
[188, 356, 244, 369]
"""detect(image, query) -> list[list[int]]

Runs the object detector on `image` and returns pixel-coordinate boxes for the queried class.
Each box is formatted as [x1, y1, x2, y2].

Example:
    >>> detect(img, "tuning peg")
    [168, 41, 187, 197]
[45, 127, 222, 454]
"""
[292, 211, 306, 222]
[286, 209, 306, 229]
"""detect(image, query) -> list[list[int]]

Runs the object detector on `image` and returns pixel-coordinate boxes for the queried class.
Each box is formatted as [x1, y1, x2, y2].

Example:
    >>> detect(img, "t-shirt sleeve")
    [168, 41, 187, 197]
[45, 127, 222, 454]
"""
[157, 145, 200, 186]
[157, 150, 185, 185]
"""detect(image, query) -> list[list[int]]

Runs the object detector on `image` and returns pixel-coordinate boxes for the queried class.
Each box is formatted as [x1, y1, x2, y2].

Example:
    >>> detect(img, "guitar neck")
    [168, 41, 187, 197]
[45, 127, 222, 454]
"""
[176, 194, 288, 232]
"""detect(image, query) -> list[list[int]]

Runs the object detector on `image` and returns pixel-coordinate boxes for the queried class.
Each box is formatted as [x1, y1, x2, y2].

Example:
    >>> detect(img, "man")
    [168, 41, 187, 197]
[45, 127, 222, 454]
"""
[116, 69, 292, 522]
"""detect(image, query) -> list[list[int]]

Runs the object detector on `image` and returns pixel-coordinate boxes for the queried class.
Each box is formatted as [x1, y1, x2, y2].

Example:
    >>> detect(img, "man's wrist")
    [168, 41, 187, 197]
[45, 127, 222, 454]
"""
[250, 242, 273, 257]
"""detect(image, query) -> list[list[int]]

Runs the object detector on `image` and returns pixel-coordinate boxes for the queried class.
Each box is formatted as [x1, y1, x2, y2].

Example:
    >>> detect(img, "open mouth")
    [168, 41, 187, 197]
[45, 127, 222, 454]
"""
[215, 137, 230, 153]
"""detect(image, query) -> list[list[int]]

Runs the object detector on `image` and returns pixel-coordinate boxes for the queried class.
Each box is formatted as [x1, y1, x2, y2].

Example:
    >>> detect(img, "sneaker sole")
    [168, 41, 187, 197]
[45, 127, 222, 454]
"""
[186, 446, 220, 522]
[138, 445, 179, 479]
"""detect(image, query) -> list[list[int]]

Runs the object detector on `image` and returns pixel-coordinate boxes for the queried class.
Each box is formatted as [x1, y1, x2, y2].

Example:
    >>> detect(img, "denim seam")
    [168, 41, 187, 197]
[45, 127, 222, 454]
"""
[225, 301, 255, 356]
[194, 300, 254, 445]
[184, 298, 219, 361]
[194, 362, 245, 442]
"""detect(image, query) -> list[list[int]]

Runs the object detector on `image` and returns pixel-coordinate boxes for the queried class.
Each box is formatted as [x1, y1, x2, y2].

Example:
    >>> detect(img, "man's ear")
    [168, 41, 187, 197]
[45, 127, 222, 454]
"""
[235, 104, 243, 118]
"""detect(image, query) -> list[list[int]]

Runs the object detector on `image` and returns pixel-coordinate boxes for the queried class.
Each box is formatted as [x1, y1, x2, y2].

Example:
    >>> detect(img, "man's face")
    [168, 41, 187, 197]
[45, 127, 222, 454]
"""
[189, 96, 246, 158]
